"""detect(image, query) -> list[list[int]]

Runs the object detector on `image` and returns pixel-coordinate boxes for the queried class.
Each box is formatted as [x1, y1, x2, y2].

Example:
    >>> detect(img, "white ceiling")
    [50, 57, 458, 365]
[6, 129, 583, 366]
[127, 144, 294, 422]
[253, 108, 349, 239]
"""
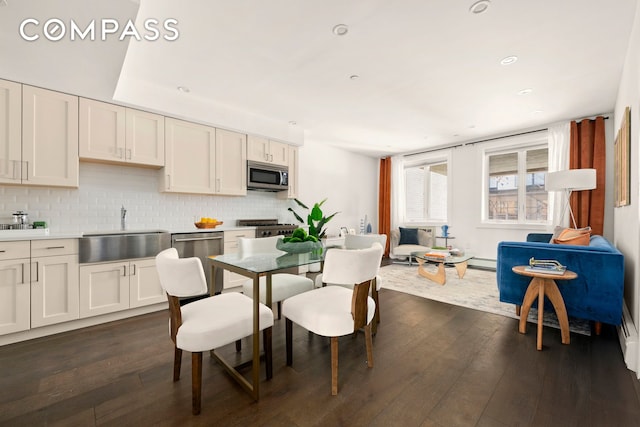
[1, 0, 637, 157]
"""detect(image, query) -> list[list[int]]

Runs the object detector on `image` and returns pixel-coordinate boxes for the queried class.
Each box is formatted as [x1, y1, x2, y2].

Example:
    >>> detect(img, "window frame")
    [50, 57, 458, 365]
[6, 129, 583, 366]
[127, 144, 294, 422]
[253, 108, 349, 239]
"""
[481, 134, 550, 225]
[402, 151, 452, 225]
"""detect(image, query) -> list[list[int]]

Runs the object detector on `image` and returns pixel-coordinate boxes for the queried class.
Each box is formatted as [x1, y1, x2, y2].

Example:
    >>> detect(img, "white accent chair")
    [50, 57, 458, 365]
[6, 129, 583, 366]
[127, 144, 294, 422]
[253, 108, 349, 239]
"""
[389, 228, 434, 264]
[282, 242, 384, 395]
[240, 236, 314, 319]
[155, 248, 274, 415]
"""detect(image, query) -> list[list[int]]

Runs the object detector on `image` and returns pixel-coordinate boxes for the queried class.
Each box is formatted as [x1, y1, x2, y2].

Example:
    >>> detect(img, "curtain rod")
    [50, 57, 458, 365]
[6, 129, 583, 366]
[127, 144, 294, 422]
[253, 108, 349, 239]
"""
[404, 115, 609, 158]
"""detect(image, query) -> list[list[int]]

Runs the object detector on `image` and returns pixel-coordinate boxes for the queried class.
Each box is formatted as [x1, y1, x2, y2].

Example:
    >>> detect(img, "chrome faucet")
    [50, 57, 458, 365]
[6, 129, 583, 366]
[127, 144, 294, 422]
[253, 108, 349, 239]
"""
[121, 205, 127, 230]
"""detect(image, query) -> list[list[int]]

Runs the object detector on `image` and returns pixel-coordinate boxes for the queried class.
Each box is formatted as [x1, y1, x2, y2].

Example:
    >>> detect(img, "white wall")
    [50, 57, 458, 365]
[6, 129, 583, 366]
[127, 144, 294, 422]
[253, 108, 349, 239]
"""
[297, 140, 379, 237]
[614, 0, 640, 372]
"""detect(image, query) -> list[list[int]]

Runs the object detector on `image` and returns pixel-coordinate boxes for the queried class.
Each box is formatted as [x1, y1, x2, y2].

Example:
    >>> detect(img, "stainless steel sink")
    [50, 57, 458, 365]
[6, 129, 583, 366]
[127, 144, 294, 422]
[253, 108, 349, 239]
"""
[79, 230, 171, 263]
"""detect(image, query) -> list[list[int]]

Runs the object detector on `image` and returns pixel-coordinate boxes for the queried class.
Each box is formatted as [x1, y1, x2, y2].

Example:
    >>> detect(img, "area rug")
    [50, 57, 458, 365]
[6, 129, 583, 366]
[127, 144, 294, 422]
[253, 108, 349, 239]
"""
[378, 263, 591, 336]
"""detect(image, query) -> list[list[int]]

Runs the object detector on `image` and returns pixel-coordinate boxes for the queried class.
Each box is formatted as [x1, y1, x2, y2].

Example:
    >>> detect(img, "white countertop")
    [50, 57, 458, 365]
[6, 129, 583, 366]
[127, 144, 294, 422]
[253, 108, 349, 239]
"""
[0, 226, 255, 242]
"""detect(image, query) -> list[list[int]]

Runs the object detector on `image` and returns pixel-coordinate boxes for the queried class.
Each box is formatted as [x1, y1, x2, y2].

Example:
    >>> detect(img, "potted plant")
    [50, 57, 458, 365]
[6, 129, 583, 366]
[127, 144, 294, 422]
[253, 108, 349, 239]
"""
[276, 199, 339, 254]
[287, 198, 339, 240]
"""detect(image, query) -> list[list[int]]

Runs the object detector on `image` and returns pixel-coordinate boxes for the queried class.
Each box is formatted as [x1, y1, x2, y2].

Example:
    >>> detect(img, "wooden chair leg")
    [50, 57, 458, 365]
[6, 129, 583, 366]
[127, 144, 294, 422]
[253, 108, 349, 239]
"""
[263, 327, 273, 380]
[331, 336, 338, 395]
[516, 305, 521, 316]
[235, 339, 242, 352]
[365, 324, 374, 368]
[286, 318, 293, 366]
[595, 321, 602, 335]
[173, 347, 182, 381]
[192, 352, 202, 415]
[277, 301, 282, 320]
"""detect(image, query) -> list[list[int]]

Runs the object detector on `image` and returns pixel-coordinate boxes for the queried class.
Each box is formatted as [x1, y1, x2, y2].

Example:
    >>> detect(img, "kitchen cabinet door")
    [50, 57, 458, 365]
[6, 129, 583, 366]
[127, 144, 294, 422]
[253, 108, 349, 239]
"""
[79, 98, 126, 163]
[79, 261, 129, 318]
[129, 258, 165, 308]
[125, 108, 165, 167]
[0, 258, 31, 335]
[279, 145, 299, 199]
[0, 79, 22, 184]
[163, 118, 216, 194]
[222, 229, 255, 291]
[22, 85, 79, 187]
[215, 128, 247, 196]
[268, 140, 288, 166]
[31, 254, 79, 328]
[247, 135, 288, 166]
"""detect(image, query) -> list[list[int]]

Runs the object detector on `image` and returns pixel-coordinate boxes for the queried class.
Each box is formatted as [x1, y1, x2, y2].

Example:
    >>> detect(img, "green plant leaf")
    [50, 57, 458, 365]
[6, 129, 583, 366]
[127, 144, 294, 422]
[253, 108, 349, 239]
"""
[293, 199, 308, 210]
[310, 204, 323, 221]
[287, 207, 304, 224]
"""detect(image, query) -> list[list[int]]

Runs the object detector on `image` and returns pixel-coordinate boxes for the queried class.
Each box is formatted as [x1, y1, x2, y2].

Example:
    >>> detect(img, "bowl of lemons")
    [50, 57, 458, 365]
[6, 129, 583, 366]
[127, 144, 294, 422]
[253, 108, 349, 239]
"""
[194, 217, 223, 229]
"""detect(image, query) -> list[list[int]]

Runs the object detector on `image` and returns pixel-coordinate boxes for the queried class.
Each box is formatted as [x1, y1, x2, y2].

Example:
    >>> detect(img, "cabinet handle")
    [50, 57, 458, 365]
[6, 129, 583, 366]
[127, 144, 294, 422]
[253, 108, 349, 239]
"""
[0, 250, 5, 253]
[45, 246, 65, 250]
[166, 174, 171, 189]
[270, 154, 273, 162]
[32, 261, 38, 283]
[131, 264, 136, 276]
[126, 149, 132, 160]
[118, 148, 124, 159]
[12, 160, 19, 181]
[122, 265, 127, 276]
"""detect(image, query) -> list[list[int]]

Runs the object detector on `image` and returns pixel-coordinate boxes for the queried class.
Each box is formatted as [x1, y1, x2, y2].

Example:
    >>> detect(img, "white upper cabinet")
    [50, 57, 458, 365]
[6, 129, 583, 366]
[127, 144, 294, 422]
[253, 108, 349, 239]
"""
[0, 79, 22, 184]
[1, 82, 78, 187]
[247, 135, 288, 166]
[79, 98, 164, 167]
[163, 118, 247, 196]
[22, 85, 79, 187]
[163, 118, 216, 194]
[279, 144, 299, 199]
[215, 128, 247, 196]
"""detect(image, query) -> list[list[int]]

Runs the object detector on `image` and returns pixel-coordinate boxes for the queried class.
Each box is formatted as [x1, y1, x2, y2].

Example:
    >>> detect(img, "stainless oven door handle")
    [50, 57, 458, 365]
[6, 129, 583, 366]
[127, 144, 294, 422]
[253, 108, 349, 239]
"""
[173, 236, 223, 243]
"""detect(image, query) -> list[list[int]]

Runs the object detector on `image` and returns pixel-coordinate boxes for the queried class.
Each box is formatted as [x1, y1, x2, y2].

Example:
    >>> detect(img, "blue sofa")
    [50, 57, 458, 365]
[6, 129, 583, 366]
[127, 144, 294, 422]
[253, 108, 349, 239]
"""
[496, 234, 624, 325]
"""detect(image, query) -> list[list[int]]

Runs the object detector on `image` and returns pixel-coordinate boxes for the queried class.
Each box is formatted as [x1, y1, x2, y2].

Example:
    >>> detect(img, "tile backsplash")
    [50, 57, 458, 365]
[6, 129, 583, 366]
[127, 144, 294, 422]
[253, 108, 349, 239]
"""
[0, 163, 293, 232]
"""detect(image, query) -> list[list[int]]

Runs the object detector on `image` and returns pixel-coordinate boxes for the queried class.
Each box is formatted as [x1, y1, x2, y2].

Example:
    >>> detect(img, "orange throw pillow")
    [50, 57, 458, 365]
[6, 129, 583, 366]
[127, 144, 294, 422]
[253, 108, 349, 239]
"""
[553, 226, 591, 246]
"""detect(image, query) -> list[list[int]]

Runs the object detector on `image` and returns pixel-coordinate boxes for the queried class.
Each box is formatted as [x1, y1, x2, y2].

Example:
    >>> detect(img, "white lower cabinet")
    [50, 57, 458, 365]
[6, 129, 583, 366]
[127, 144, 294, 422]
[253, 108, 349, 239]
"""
[223, 229, 255, 291]
[80, 257, 163, 318]
[129, 258, 165, 308]
[0, 239, 79, 335]
[0, 255, 31, 335]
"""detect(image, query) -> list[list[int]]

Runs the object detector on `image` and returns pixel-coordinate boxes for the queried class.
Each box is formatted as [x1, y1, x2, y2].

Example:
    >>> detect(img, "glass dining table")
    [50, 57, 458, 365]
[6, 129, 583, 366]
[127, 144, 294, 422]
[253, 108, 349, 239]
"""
[207, 251, 323, 400]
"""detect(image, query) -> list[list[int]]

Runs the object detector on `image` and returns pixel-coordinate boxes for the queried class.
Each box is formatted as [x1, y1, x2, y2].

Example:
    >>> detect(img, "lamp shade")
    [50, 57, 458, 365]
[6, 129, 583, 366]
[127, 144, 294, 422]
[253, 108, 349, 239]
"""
[545, 169, 596, 191]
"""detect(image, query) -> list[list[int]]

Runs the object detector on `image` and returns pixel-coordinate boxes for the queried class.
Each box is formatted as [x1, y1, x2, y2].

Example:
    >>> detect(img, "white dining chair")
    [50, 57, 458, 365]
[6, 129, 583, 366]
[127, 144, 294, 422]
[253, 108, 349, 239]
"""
[282, 242, 384, 395]
[239, 236, 314, 319]
[155, 248, 274, 415]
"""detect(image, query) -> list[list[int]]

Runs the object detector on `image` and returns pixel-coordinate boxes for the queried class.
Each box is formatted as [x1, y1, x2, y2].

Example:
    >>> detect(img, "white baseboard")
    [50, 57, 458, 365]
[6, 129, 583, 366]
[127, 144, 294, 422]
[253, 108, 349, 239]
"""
[617, 301, 638, 376]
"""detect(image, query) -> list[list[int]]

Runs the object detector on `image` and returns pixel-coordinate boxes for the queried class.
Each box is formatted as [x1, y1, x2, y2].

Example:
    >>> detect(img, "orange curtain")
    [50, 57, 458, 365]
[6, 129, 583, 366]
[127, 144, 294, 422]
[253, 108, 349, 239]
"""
[378, 157, 392, 256]
[569, 116, 605, 235]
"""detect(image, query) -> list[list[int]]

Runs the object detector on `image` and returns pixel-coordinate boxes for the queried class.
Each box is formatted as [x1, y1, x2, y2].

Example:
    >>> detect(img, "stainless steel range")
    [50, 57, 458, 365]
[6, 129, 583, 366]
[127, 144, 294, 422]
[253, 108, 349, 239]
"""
[237, 219, 298, 238]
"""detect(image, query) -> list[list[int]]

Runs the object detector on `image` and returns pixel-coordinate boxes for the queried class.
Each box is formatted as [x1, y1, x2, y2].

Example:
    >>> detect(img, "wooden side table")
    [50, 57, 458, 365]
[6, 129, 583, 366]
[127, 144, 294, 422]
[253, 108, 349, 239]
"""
[512, 266, 577, 350]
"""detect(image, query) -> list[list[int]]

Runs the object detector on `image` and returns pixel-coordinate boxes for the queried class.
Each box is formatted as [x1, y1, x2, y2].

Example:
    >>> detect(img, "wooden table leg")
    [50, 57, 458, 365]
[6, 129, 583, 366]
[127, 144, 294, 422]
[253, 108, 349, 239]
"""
[417, 259, 446, 285]
[537, 278, 545, 350]
[543, 279, 570, 345]
[454, 261, 468, 279]
[519, 277, 541, 335]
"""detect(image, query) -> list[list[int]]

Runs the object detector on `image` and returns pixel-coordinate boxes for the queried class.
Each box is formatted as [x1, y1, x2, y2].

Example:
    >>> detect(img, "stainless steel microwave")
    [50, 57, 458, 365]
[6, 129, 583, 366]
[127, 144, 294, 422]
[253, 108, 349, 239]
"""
[247, 161, 289, 191]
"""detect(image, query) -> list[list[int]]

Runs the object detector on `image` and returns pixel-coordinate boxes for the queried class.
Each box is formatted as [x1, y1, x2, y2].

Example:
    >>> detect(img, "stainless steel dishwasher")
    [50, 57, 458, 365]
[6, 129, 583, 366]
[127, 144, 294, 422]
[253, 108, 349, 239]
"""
[171, 232, 224, 295]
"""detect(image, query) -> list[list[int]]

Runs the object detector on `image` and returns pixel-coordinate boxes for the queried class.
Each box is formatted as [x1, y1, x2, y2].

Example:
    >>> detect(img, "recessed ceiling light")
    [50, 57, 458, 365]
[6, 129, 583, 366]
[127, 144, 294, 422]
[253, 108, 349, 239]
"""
[533, 110, 543, 114]
[288, 121, 297, 126]
[332, 24, 349, 36]
[177, 86, 190, 93]
[517, 88, 533, 95]
[469, 0, 490, 14]
[349, 74, 360, 80]
[500, 55, 518, 65]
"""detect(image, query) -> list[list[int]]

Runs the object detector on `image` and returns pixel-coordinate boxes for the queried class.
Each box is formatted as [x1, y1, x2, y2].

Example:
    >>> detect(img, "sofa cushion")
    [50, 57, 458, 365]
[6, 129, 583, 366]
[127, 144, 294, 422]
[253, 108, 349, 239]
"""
[399, 227, 419, 245]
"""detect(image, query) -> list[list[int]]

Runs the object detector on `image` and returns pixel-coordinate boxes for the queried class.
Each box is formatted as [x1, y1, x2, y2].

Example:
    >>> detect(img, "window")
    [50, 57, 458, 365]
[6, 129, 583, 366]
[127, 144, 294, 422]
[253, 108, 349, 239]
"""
[486, 146, 548, 223]
[404, 159, 448, 222]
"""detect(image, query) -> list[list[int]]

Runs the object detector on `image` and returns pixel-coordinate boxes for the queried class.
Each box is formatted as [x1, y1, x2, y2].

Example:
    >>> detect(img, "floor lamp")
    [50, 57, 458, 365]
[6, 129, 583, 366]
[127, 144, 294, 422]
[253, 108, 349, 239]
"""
[545, 169, 597, 228]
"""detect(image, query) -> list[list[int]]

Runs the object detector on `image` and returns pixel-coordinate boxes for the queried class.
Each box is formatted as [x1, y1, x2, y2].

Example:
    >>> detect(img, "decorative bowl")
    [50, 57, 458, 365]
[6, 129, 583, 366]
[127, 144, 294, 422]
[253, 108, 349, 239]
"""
[276, 238, 323, 254]
[194, 221, 223, 229]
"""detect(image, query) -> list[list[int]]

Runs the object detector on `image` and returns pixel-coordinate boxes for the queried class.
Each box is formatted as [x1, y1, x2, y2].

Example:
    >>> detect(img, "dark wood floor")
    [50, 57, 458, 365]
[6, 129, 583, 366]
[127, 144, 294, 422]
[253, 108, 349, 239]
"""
[2, 289, 640, 427]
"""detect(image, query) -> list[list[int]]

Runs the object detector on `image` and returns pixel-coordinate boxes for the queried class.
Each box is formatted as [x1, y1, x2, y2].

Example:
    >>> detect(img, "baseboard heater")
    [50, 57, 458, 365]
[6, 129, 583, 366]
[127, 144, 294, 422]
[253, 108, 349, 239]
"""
[617, 302, 638, 376]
